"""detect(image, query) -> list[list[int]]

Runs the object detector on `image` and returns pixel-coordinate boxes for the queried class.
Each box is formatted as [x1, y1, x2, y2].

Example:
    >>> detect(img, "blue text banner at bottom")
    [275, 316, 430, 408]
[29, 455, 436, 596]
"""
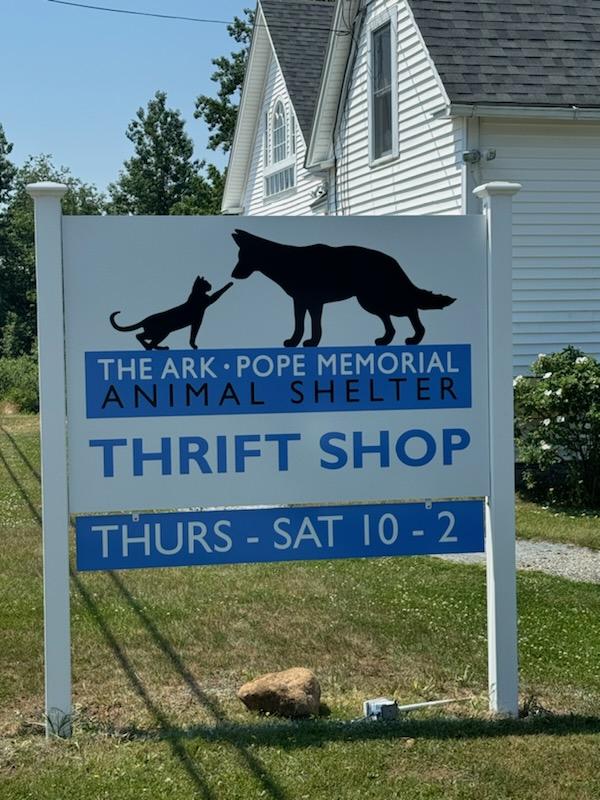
[76, 500, 485, 572]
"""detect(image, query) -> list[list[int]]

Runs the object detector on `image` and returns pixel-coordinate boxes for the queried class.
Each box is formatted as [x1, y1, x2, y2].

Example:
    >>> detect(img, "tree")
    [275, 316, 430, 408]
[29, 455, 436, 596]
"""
[194, 10, 254, 154]
[0, 155, 105, 356]
[108, 91, 220, 215]
[0, 124, 16, 207]
[170, 164, 226, 216]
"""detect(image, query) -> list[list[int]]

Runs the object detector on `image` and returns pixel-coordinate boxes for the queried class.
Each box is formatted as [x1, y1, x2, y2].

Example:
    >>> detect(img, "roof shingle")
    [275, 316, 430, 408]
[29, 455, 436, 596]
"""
[408, 0, 600, 107]
[260, 0, 335, 139]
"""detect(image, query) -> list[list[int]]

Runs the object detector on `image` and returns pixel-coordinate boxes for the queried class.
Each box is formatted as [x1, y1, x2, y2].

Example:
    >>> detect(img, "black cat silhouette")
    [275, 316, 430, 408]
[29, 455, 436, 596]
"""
[110, 276, 233, 350]
[231, 231, 455, 346]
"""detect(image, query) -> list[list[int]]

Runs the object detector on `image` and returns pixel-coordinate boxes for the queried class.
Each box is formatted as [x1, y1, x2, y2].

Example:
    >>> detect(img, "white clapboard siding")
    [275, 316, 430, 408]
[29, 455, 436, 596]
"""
[239, 3, 599, 375]
[479, 119, 600, 372]
[243, 55, 323, 216]
[334, 0, 464, 216]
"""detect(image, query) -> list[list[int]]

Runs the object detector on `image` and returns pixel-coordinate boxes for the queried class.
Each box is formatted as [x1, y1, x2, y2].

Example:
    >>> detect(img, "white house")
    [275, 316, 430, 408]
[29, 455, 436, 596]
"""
[222, 0, 600, 371]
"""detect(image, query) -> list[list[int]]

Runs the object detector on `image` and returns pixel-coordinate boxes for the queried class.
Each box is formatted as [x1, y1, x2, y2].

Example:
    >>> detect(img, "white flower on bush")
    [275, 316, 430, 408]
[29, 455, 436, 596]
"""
[538, 353, 546, 359]
[543, 418, 551, 426]
[543, 372, 553, 379]
[513, 375, 523, 387]
[555, 388, 563, 397]
[540, 442, 552, 451]
[576, 356, 589, 365]
[556, 416, 565, 423]
[544, 389, 552, 397]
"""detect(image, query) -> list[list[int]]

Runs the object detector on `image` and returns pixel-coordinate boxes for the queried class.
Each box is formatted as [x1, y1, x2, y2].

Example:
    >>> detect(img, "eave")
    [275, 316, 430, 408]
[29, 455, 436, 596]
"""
[304, 0, 360, 171]
[433, 102, 600, 122]
[221, 4, 271, 215]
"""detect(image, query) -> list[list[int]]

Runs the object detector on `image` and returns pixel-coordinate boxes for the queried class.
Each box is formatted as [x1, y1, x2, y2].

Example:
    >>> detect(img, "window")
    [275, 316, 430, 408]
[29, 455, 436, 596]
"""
[369, 19, 397, 163]
[263, 98, 296, 199]
[272, 101, 287, 163]
[265, 166, 295, 197]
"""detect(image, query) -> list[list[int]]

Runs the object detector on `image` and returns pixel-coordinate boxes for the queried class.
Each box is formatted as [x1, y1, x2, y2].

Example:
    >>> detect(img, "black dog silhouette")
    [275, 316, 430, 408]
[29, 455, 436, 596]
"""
[231, 231, 455, 346]
[110, 276, 233, 350]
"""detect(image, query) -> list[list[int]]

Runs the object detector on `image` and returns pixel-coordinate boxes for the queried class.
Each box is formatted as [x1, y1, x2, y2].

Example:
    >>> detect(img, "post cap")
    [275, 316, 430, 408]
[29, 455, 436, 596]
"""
[26, 181, 68, 199]
[473, 181, 521, 199]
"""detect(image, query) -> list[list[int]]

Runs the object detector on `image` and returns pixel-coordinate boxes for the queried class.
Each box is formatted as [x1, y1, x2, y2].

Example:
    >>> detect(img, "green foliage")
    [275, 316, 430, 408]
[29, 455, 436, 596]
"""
[0, 353, 39, 412]
[514, 347, 600, 508]
[0, 153, 105, 358]
[170, 163, 226, 216]
[194, 10, 254, 154]
[0, 311, 31, 358]
[108, 91, 222, 215]
[0, 123, 16, 207]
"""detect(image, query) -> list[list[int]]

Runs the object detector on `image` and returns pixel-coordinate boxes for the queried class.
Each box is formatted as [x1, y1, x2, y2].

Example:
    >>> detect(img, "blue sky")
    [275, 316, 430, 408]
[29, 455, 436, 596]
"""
[1, 0, 249, 192]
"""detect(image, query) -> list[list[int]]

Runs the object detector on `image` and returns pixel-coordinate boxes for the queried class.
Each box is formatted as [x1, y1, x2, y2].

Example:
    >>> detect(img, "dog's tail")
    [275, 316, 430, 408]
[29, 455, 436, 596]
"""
[110, 311, 142, 332]
[414, 288, 456, 311]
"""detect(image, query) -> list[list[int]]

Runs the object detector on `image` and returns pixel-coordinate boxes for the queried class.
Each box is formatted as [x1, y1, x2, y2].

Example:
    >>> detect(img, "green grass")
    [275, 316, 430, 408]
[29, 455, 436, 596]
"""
[517, 499, 600, 550]
[2, 415, 600, 799]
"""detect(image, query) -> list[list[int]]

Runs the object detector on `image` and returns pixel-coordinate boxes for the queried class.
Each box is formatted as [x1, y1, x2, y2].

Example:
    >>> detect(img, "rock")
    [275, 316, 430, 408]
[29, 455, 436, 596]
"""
[237, 668, 321, 718]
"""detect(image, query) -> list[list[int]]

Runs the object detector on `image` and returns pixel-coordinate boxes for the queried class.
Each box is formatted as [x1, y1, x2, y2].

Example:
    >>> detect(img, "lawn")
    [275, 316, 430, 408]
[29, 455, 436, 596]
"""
[1, 414, 600, 799]
[517, 499, 600, 550]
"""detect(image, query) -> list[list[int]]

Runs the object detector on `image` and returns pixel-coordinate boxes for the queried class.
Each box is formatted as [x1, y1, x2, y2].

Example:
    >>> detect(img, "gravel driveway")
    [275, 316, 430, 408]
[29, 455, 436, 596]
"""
[439, 539, 600, 584]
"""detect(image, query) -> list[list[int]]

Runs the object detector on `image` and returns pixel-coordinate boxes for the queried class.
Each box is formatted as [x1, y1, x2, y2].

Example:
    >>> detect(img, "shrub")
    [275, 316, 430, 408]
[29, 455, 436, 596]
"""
[514, 347, 600, 508]
[0, 354, 39, 413]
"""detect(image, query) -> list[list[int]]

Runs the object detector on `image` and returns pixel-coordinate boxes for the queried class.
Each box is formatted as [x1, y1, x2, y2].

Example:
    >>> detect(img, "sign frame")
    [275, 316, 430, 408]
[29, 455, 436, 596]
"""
[27, 180, 521, 737]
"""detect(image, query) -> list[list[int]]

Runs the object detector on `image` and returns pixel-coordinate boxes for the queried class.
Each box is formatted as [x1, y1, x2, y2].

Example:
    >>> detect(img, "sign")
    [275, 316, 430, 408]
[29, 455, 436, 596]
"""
[76, 501, 485, 572]
[28, 181, 521, 735]
[63, 216, 489, 515]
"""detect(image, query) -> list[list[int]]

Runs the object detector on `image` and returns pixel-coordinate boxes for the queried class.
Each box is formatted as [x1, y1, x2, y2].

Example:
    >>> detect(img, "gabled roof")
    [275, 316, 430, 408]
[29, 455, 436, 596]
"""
[260, 0, 336, 139]
[221, 0, 336, 213]
[410, 0, 600, 108]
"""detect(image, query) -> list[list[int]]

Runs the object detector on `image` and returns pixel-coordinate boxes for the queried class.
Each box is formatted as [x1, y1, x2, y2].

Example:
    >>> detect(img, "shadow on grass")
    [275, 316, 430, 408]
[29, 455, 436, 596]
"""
[0, 423, 41, 481]
[0, 445, 42, 526]
[107, 572, 289, 799]
[112, 713, 600, 750]
[72, 573, 217, 800]
[1, 427, 290, 800]
[107, 572, 225, 720]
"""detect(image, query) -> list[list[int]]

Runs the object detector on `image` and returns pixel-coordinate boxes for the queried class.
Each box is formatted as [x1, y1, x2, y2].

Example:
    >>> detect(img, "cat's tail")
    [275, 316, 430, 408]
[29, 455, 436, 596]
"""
[110, 311, 142, 332]
[414, 288, 456, 311]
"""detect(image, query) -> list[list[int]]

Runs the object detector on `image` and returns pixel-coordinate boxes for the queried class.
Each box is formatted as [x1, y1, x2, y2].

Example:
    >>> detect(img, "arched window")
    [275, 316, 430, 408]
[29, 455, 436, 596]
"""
[272, 101, 287, 163]
[264, 99, 296, 199]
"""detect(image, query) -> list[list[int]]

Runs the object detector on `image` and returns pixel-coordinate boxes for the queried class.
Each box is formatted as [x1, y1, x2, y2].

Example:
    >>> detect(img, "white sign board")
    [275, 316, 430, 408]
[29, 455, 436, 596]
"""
[62, 216, 489, 514]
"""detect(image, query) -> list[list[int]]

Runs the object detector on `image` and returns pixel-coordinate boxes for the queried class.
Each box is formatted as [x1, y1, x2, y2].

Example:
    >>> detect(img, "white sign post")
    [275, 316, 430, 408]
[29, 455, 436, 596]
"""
[27, 182, 521, 736]
[475, 181, 521, 716]
[26, 182, 72, 737]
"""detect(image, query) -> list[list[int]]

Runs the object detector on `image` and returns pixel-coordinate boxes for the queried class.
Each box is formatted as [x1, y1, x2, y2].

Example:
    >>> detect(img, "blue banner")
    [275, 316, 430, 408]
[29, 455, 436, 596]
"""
[76, 500, 484, 572]
[84, 345, 472, 419]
